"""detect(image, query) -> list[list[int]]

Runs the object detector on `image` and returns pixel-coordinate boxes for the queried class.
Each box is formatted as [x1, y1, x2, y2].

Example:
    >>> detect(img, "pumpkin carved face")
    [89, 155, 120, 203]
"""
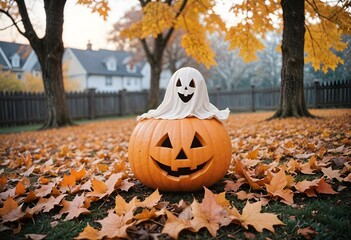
[128, 117, 231, 192]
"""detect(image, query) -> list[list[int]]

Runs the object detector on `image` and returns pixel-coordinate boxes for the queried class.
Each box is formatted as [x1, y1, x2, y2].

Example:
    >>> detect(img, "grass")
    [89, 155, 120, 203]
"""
[1, 109, 350, 239]
[0, 115, 136, 134]
[2, 180, 350, 240]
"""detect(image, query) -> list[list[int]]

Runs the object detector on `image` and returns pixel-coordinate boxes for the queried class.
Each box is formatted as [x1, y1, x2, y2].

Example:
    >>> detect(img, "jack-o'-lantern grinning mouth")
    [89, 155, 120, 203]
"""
[178, 93, 194, 103]
[152, 157, 211, 177]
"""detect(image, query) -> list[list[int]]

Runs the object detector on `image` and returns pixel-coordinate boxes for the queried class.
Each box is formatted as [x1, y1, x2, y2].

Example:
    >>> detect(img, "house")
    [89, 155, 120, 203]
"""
[0, 41, 41, 80]
[63, 44, 145, 92]
[63, 43, 171, 92]
[0, 40, 171, 92]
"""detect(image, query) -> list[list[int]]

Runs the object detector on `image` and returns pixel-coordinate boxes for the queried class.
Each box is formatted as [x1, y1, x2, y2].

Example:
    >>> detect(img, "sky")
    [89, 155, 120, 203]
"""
[0, 1, 234, 51]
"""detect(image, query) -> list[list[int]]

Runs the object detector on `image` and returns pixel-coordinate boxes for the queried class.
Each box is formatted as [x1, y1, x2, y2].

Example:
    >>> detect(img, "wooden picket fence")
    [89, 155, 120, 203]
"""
[0, 79, 350, 127]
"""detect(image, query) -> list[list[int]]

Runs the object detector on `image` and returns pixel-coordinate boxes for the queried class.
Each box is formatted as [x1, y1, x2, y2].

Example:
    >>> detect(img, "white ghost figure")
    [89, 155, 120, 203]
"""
[137, 67, 229, 121]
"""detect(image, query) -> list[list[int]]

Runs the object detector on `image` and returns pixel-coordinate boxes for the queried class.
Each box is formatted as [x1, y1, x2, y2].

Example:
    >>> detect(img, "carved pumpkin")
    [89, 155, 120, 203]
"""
[128, 117, 231, 192]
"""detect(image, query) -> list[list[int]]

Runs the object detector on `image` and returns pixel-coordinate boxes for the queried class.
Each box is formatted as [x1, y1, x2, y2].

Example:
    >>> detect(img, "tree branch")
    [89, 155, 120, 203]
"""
[140, 38, 155, 64]
[14, 0, 40, 43]
[0, 8, 25, 36]
[163, 0, 188, 49]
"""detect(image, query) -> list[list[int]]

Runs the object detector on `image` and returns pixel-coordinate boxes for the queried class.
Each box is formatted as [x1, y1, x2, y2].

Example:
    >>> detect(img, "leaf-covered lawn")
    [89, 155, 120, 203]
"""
[0, 109, 350, 240]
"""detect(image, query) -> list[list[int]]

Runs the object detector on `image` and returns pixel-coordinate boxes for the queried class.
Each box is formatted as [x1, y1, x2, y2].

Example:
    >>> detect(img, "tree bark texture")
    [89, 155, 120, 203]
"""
[271, 0, 313, 118]
[16, 0, 73, 128]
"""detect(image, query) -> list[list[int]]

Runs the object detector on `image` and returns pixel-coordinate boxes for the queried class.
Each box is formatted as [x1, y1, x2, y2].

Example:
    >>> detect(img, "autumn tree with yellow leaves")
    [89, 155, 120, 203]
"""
[115, 0, 350, 115]
[226, 0, 351, 118]
[119, 0, 226, 108]
[0, 0, 109, 128]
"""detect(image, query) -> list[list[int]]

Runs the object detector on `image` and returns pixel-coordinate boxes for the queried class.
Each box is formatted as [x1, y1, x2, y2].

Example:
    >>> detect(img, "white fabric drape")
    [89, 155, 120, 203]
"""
[137, 67, 230, 121]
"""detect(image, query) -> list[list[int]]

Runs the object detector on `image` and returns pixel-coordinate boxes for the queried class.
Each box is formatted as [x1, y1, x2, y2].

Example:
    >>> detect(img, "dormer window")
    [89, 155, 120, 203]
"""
[12, 54, 20, 68]
[106, 57, 117, 71]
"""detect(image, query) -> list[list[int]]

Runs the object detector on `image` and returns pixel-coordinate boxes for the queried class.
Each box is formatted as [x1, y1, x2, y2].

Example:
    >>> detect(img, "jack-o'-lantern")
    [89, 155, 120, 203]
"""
[129, 67, 231, 192]
[128, 117, 231, 192]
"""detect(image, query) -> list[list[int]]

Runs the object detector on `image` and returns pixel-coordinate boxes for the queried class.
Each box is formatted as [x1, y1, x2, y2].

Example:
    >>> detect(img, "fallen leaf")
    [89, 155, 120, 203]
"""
[0, 197, 26, 222]
[162, 209, 195, 239]
[265, 169, 294, 204]
[74, 223, 99, 240]
[54, 194, 90, 221]
[137, 189, 162, 209]
[297, 226, 318, 239]
[25, 234, 47, 240]
[190, 187, 231, 237]
[97, 211, 134, 239]
[321, 166, 343, 182]
[240, 201, 284, 233]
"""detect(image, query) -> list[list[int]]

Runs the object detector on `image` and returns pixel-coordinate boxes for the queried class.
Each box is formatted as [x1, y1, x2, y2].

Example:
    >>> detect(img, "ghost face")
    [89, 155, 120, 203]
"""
[176, 78, 196, 103]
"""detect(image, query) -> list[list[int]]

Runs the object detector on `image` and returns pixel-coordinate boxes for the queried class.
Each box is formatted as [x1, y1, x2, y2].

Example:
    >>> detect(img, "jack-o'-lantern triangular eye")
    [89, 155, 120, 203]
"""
[157, 134, 173, 148]
[191, 132, 204, 148]
[176, 79, 182, 87]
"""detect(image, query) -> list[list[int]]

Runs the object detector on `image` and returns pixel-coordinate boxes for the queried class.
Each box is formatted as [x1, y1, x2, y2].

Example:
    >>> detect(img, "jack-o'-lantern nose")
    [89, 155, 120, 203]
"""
[185, 87, 188, 90]
[176, 149, 187, 160]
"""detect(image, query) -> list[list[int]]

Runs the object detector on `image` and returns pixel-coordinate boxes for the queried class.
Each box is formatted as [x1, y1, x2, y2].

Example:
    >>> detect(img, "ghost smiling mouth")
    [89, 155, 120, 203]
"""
[178, 92, 194, 103]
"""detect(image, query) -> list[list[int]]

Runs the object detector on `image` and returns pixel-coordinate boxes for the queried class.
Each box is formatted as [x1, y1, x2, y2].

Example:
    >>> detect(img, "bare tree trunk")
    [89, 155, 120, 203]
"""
[271, 0, 313, 119]
[16, 0, 73, 128]
[148, 63, 162, 109]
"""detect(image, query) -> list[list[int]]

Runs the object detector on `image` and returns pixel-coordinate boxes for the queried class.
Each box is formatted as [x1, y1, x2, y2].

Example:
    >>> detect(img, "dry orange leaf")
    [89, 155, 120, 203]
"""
[54, 194, 90, 221]
[265, 169, 294, 204]
[15, 181, 26, 196]
[162, 209, 195, 239]
[190, 187, 231, 237]
[97, 211, 134, 239]
[74, 223, 99, 240]
[0, 197, 26, 222]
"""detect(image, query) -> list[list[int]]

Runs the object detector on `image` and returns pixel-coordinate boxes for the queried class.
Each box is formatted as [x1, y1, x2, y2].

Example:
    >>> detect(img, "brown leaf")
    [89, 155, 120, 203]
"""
[162, 209, 195, 239]
[315, 178, 338, 195]
[265, 169, 294, 204]
[297, 226, 318, 239]
[190, 187, 231, 237]
[97, 211, 134, 239]
[54, 194, 90, 221]
[321, 166, 343, 181]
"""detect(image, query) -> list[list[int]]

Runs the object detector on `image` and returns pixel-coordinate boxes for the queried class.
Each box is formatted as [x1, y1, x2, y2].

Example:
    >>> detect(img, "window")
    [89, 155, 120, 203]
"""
[105, 76, 112, 86]
[106, 58, 117, 71]
[12, 54, 20, 68]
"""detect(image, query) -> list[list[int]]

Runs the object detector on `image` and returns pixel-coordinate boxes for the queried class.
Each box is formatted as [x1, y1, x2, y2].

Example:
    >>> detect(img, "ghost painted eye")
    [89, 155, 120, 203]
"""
[176, 79, 182, 87]
[189, 79, 195, 88]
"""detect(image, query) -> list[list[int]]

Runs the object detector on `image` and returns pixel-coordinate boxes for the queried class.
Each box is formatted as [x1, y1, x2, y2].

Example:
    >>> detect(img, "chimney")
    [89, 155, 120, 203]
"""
[87, 40, 92, 50]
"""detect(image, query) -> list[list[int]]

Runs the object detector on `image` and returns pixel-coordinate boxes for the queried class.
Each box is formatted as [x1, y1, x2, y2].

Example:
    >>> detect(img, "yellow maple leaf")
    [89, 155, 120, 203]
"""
[240, 201, 285, 233]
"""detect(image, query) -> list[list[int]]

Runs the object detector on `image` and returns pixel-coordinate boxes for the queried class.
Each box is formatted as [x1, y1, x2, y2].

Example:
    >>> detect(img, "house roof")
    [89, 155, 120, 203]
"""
[0, 41, 145, 78]
[68, 48, 144, 78]
[0, 41, 32, 69]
